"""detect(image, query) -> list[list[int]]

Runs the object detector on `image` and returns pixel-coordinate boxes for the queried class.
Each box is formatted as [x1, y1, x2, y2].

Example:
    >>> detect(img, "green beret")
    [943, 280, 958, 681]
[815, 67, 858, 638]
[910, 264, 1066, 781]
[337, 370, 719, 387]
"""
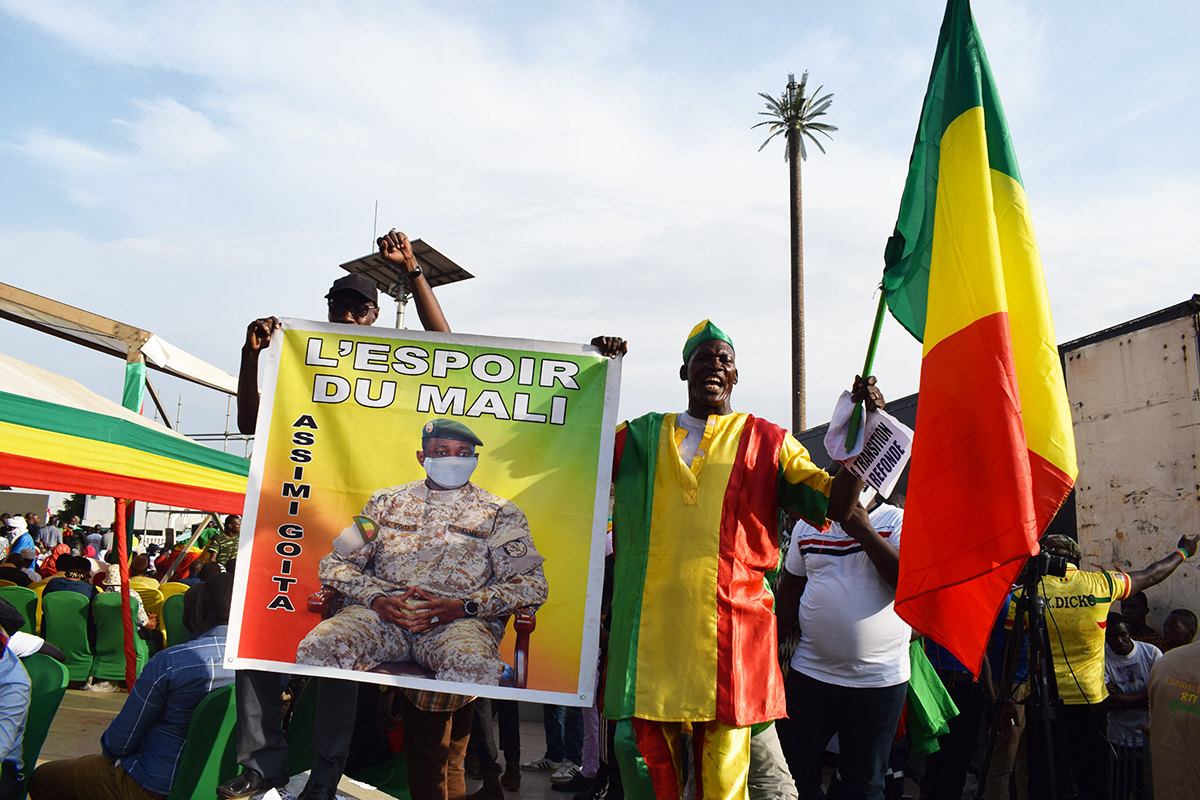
[421, 418, 483, 447]
[682, 319, 735, 364]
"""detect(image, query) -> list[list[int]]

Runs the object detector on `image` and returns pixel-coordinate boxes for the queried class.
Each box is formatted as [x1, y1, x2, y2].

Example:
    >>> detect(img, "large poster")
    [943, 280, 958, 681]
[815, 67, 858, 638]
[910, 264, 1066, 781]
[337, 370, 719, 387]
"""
[227, 319, 620, 705]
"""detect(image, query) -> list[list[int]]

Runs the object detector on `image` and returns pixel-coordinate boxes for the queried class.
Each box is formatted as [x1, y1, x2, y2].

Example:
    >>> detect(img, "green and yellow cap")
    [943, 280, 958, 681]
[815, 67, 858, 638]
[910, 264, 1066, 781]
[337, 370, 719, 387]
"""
[682, 319, 734, 364]
[421, 418, 484, 447]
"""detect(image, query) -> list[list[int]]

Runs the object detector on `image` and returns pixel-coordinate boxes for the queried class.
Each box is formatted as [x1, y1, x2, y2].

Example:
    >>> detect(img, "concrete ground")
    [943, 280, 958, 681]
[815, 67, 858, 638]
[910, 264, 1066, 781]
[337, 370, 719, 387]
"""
[39, 690, 926, 799]
[37, 689, 578, 800]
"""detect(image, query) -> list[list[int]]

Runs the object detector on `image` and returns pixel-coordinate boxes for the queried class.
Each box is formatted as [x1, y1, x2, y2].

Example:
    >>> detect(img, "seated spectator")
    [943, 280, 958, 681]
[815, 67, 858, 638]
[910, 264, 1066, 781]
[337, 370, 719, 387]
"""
[1163, 609, 1198, 652]
[3, 518, 33, 560]
[98, 565, 153, 630]
[42, 557, 99, 601]
[178, 561, 205, 588]
[91, 564, 165, 687]
[1121, 591, 1167, 650]
[198, 561, 224, 582]
[0, 627, 32, 800]
[18, 551, 39, 583]
[37, 544, 72, 580]
[181, 584, 203, 636]
[0, 599, 64, 662]
[0, 554, 32, 588]
[128, 554, 159, 590]
[29, 574, 236, 800]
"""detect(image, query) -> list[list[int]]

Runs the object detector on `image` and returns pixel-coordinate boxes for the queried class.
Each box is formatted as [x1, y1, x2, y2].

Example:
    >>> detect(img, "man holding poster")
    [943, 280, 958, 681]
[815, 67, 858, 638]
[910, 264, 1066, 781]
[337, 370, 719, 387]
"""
[296, 418, 548, 684]
[220, 228, 457, 800]
[229, 242, 620, 800]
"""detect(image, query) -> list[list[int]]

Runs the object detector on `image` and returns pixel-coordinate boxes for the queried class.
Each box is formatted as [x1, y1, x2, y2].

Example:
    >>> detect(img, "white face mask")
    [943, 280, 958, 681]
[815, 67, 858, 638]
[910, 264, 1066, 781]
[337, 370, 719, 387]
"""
[424, 455, 478, 489]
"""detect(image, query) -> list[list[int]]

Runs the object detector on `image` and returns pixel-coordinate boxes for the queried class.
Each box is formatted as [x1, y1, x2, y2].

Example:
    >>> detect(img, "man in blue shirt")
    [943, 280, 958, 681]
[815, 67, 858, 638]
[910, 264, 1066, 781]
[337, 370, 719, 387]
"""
[29, 574, 236, 800]
[0, 629, 32, 800]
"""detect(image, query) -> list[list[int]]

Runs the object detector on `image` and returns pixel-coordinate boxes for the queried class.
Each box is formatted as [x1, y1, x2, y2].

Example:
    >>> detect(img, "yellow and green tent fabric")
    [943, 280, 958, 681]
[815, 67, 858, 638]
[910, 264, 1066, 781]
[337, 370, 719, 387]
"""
[0, 352, 248, 513]
[881, 0, 1077, 672]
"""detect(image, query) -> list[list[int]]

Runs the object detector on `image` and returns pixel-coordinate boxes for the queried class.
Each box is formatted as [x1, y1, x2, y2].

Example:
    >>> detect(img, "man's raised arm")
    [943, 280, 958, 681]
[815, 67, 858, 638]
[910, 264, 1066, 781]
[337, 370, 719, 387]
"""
[1127, 534, 1200, 596]
[237, 316, 280, 435]
[377, 229, 451, 334]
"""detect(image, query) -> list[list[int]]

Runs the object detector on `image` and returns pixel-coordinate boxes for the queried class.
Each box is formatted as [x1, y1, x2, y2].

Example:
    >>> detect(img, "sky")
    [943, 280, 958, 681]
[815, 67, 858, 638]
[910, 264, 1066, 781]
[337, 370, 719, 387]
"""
[2, 0, 1197, 455]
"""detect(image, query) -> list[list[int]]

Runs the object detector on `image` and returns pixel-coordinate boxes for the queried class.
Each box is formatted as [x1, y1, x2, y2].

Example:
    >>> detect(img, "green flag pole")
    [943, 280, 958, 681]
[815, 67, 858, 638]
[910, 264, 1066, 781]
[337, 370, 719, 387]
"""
[845, 289, 888, 450]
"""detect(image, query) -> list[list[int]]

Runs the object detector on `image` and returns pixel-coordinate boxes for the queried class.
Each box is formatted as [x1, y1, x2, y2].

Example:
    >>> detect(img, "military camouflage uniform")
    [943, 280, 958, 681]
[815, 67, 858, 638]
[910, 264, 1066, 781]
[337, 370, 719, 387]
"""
[297, 480, 547, 685]
[209, 533, 240, 567]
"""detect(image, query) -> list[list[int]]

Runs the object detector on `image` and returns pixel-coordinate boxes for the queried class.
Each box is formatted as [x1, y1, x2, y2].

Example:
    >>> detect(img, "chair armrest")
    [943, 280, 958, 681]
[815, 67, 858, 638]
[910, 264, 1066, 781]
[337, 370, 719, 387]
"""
[513, 607, 536, 634]
[307, 586, 343, 618]
[511, 607, 537, 689]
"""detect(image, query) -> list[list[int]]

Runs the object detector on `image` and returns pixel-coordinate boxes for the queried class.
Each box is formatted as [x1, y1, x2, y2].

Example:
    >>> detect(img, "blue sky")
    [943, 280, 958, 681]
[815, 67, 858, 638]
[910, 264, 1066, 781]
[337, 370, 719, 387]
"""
[2, 0, 1197, 447]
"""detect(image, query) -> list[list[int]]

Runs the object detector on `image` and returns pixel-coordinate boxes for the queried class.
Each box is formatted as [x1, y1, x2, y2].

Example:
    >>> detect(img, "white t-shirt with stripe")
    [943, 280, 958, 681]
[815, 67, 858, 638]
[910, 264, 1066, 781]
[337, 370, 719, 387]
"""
[786, 504, 910, 688]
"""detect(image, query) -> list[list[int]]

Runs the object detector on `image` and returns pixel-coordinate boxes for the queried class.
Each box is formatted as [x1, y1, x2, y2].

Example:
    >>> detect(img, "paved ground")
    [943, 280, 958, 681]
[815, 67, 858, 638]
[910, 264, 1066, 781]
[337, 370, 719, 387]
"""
[38, 689, 580, 800]
[38, 689, 927, 799]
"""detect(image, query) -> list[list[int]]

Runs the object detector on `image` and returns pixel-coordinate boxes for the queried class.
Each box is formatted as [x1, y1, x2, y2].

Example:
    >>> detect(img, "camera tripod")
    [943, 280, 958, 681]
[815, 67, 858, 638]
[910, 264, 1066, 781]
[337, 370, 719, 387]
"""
[975, 558, 1074, 800]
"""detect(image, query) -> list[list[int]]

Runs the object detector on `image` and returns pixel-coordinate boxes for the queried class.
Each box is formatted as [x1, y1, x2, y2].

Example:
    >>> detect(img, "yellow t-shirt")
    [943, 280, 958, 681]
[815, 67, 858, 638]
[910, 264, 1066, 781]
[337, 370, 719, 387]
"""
[1037, 565, 1131, 704]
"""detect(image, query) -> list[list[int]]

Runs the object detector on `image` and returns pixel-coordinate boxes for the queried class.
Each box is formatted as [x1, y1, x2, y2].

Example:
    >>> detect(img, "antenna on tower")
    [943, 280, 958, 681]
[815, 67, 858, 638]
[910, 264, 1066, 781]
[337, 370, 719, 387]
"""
[372, 201, 379, 249]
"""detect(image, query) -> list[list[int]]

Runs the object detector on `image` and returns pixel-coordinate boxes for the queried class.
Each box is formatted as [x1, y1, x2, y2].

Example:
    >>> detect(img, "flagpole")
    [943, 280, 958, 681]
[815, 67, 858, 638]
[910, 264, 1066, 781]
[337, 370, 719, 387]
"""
[845, 288, 888, 450]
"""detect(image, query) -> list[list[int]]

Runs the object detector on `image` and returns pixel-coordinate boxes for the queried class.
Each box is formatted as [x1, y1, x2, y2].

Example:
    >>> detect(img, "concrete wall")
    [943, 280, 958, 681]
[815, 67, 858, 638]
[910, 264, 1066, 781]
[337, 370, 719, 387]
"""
[1066, 312, 1200, 630]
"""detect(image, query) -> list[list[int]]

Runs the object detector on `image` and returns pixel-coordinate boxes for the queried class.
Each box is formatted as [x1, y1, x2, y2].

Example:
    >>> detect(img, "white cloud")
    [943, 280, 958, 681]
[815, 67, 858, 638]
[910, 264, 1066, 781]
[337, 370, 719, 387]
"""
[114, 97, 233, 166]
[0, 0, 1196, 439]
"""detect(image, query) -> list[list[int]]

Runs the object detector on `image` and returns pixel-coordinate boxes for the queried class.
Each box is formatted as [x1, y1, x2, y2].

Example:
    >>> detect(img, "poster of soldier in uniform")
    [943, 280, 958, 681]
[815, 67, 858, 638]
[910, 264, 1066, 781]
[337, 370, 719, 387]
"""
[227, 319, 621, 705]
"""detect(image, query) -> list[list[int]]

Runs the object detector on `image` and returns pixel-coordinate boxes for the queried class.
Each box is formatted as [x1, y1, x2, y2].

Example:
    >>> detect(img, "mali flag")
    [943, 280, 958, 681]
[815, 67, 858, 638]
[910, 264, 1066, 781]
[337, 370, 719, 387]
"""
[881, 0, 1077, 672]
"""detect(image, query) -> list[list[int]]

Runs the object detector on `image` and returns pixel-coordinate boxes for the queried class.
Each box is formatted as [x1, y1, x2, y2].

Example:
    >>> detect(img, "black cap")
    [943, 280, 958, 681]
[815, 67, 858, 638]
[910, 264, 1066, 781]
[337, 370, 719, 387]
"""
[421, 418, 484, 447]
[326, 273, 379, 304]
[0, 598, 23, 637]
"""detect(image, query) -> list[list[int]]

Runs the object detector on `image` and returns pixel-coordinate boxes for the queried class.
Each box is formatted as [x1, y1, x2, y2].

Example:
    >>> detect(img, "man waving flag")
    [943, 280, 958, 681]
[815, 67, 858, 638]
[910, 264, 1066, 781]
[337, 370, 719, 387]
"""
[882, 0, 1077, 673]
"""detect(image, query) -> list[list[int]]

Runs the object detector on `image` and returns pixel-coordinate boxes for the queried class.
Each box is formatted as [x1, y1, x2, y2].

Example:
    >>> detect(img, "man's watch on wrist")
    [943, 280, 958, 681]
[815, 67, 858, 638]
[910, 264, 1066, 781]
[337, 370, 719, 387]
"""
[463, 599, 480, 617]
[406, 265, 423, 281]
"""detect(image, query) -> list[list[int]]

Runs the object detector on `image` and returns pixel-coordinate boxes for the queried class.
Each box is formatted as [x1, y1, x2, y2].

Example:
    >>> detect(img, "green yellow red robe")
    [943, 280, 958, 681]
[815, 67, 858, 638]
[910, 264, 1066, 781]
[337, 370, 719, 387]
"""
[604, 411, 832, 727]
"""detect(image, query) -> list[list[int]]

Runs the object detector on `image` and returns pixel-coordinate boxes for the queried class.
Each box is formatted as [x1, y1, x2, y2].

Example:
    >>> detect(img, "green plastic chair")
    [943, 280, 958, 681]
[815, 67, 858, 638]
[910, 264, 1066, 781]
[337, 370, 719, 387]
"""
[286, 679, 411, 799]
[162, 593, 189, 648]
[40, 591, 94, 682]
[90, 592, 149, 681]
[165, 683, 240, 800]
[0, 586, 38, 632]
[19, 653, 70, 800]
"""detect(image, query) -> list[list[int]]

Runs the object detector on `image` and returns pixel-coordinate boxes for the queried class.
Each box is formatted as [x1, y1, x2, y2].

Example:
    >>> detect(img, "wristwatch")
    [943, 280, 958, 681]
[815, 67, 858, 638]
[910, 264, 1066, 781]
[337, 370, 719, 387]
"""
[463, 599, 480, 617]
[406, 265, 423, 281]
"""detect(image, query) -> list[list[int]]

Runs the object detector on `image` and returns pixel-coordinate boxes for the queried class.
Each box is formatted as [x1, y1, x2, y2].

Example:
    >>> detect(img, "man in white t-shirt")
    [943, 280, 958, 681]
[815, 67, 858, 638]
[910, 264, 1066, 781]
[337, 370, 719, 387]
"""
[776, 484, 907, 800]
[1104, 612, 1161, 748]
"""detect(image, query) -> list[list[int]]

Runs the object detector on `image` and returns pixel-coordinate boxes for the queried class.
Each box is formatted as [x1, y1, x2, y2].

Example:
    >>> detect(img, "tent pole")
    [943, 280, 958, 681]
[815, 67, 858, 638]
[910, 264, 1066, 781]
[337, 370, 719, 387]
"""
[115, 499, 137, 688]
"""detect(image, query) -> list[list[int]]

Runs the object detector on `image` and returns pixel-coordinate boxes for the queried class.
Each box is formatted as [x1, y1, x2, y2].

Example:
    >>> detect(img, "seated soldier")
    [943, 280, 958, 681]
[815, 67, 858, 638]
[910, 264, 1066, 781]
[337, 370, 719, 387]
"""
[29, 575, 236, 800]
[296, 418, 548, 686]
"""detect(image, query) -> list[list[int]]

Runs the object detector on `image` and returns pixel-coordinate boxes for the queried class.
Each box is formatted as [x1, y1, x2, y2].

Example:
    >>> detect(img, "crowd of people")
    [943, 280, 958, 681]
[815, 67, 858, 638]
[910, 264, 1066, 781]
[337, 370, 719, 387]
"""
[4, 229, 1199, 800]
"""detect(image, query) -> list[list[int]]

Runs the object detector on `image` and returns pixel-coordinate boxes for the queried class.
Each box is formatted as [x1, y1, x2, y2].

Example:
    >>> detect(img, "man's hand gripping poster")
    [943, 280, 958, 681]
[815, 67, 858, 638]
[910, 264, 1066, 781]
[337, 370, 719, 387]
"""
[227, 319, 621, 706]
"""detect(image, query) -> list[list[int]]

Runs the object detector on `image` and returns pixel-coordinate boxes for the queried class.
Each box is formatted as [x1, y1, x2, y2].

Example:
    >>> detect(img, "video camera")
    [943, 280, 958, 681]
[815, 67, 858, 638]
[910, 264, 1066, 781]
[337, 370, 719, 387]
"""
[1019, 550, 1068, 583]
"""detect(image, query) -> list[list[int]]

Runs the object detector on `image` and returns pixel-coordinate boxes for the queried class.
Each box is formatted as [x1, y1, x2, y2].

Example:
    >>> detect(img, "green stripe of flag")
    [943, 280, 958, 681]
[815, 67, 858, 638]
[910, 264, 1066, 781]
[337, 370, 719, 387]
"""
[0, 391, 249, 477]
[882, 0, 1023, 342]
[775, 472, 831, 528]
[604, 413, 664, 721]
